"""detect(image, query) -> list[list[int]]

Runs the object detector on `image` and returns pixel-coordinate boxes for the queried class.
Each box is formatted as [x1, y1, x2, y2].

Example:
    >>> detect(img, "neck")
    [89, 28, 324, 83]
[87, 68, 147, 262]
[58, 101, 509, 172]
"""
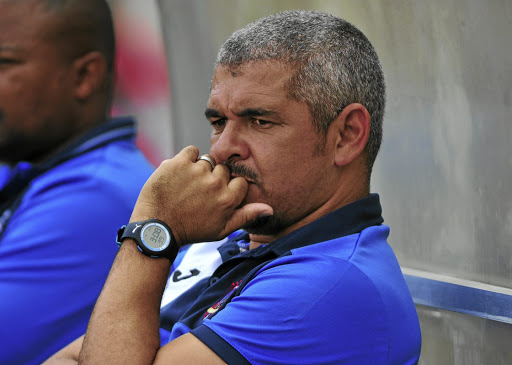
[40, 107, 110, 164]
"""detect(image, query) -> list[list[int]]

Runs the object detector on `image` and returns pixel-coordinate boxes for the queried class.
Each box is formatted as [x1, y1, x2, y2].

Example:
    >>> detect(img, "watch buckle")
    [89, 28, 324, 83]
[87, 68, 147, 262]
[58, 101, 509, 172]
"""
[116, 225, 127, 247]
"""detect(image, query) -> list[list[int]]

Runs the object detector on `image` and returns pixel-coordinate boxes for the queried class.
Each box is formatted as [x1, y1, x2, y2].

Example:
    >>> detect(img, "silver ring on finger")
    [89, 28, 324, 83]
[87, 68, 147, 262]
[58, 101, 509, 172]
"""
[196, 154, 216, 171]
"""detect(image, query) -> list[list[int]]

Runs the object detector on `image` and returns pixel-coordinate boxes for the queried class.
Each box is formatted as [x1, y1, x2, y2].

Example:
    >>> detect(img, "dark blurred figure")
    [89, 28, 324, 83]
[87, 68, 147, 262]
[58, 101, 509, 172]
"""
[0, 1, 153, 363]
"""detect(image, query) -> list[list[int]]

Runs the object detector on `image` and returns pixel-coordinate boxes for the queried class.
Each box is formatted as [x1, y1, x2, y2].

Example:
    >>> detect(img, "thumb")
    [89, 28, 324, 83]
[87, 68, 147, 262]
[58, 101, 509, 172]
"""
[221, 203, 273, 236]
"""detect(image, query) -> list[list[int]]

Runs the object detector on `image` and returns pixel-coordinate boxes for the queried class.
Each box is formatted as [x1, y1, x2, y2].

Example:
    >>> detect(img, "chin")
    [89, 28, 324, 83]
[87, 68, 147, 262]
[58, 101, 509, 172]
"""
[243, 214, 288, 236]
[243, 186, 262, 203]
[240, 188, 265, 207]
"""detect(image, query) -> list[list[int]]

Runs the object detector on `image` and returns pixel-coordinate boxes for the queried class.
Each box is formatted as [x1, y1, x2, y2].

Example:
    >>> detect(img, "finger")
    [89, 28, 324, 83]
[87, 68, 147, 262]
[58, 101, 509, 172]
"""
[211, 163, 231, 183]
[195, 154, 216, 171]
[226, 177, 250, 206]
[200, 153, 216, 165]
[180, 145, 200, 162]
[221, 203, 273, 236]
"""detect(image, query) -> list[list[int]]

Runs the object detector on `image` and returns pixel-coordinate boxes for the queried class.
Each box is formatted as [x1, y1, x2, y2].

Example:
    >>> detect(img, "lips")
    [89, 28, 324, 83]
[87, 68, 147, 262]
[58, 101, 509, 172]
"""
[226, 163, 259, 183]
[231, 174, 255, 184]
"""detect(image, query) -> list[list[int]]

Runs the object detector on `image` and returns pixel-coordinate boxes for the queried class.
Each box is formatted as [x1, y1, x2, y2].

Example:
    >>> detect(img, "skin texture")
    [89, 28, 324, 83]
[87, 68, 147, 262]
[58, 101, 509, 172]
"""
[0, 0, 109, 165]
[43, 61, 371, 364]
[207, 62, 334, 238]
[207, 61, 370, 247]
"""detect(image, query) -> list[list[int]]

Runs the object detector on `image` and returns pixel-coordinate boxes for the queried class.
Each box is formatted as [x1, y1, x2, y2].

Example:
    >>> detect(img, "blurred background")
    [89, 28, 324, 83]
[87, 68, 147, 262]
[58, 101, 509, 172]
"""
[111, 0, 512, 363]
[109, 0, 174, 166]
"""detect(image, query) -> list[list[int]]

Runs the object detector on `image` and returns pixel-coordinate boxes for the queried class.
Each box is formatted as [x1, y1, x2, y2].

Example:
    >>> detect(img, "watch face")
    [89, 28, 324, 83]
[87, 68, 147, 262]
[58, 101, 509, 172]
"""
[141, 223, 170, 251]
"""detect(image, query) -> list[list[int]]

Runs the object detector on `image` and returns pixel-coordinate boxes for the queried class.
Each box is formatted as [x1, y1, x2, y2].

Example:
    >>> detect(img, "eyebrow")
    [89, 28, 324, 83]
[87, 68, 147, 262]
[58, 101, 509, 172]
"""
[204, 107, 280, 120]
[204, 108, 222, 119]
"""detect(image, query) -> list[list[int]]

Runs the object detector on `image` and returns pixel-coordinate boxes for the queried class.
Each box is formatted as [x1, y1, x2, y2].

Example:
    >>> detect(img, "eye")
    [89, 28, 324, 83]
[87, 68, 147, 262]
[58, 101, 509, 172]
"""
[210, 118, 227, 131]
[0, 58, 16, 65]
[252, 119, 273, 127]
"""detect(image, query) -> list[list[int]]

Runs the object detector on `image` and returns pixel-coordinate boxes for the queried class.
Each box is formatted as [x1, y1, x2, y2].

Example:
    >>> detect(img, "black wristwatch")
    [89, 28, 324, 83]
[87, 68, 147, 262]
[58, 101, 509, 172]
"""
[116, 219, 179, 261]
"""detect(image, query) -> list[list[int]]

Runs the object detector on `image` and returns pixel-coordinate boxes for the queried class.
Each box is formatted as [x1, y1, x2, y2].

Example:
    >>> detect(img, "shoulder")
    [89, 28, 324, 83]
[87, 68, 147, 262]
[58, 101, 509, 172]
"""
[200, 253, 388, 363]
[31, 140, 153, 207]
[198, 231, 420, 364]
[4, 141, 154, 250]
[57, 138, 153, 183]
[242, 252, 388, 321]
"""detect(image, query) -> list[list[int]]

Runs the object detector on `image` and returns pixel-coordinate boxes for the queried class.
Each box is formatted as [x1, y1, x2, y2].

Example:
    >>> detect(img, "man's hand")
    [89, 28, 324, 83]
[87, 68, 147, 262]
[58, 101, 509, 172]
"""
[130, 145, 272, 246]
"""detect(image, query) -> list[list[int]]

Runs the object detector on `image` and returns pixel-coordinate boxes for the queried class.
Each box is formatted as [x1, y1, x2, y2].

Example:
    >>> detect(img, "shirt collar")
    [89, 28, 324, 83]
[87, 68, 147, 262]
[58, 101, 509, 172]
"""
[0, 117, 137, 200]
[228, 193, 384, 259]
[67, 116, 137, 157]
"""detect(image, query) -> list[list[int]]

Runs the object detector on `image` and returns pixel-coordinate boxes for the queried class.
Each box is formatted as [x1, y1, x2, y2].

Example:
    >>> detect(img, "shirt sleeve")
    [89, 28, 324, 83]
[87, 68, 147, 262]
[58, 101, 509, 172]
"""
[0, 172, 139, 365]
[192, 254, 389, 365]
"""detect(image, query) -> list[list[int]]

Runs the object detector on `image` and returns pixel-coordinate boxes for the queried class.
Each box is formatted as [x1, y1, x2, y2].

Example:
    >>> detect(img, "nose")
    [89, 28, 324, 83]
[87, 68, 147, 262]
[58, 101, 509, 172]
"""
[209, 120, 249, 164]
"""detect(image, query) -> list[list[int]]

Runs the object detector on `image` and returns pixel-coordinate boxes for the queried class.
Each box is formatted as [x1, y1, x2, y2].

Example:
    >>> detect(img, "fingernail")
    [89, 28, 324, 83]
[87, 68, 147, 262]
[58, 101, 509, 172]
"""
[258, 211, 273, 218]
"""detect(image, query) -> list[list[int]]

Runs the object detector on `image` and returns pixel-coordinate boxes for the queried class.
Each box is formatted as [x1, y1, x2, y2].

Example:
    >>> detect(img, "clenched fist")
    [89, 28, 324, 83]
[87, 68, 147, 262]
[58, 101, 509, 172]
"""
[130, 146, 273, 246]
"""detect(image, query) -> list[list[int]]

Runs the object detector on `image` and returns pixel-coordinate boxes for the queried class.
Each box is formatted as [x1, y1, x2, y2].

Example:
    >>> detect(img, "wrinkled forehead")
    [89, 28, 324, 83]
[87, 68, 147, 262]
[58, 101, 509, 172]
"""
[206, 62, 305, 121]
[211, 62, 292, 93]
[211, 61, 296, 94]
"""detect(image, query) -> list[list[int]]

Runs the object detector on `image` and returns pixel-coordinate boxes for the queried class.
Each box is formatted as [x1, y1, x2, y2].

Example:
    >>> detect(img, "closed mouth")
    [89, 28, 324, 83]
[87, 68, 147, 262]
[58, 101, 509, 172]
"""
[231, 174, 255, 183]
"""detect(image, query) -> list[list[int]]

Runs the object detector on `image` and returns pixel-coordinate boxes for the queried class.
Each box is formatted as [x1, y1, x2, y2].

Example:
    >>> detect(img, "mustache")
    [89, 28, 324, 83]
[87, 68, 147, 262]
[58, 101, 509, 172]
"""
[224, 162, 259, 182]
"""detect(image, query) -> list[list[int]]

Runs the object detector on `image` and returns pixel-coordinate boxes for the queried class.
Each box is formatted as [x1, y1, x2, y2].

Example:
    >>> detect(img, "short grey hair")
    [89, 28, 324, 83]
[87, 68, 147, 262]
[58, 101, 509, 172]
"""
[216, 10, 385, 174]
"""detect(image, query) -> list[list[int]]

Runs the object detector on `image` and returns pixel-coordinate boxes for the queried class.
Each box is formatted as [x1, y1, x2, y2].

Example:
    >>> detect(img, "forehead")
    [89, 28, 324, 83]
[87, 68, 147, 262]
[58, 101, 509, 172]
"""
[208, 62, 294, 110]
[0, 1, 59, 48]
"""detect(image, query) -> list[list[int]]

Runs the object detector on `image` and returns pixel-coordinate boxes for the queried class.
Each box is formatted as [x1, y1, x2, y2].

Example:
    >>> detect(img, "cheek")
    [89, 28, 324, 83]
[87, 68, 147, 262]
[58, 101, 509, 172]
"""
[251, 137, 309, 186]
[263, 152, 328, 197]
[0, 77, 31, 129]
[2, 71, 43, 113]
[0, 73, 64, 138]
[0, 73, 23, 101]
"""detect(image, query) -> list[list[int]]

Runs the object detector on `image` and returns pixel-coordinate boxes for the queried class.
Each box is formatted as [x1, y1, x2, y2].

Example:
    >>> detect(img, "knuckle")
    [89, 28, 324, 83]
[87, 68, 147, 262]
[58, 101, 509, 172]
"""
[218, 191, 237, 208]
[207, 175, 224, 190]
[158, 158, 172, 168]
[217, 164, 231, 176]
[183, 145, 199, 154]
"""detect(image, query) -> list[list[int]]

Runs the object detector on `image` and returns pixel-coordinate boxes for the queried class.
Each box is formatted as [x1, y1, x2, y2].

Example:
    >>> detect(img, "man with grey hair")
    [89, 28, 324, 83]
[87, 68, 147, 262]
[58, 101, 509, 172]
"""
[47, 10, 421, 364]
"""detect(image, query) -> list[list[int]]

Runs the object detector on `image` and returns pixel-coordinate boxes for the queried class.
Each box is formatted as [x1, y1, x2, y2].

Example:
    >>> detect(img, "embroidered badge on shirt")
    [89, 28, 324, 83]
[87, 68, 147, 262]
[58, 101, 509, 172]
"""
[203, 281, 242, 320]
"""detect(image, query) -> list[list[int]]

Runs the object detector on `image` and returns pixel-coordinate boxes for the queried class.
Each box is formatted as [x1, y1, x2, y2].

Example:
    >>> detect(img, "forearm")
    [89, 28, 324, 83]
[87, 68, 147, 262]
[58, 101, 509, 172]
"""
[78, 240, 171, 364]
[73, 147, 271, 364]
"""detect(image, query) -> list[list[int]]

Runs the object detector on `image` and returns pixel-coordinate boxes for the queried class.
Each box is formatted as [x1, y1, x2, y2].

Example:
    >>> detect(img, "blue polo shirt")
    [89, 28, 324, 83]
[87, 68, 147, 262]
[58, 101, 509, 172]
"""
[0, 118, 154, 365]
[160, 194, 422, 364]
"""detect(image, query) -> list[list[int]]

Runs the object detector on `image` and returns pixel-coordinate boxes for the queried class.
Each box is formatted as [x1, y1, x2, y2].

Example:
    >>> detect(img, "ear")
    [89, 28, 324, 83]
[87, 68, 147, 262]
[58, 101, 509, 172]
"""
[331, 103, 370, 167]
[71, 51, 108, 100]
